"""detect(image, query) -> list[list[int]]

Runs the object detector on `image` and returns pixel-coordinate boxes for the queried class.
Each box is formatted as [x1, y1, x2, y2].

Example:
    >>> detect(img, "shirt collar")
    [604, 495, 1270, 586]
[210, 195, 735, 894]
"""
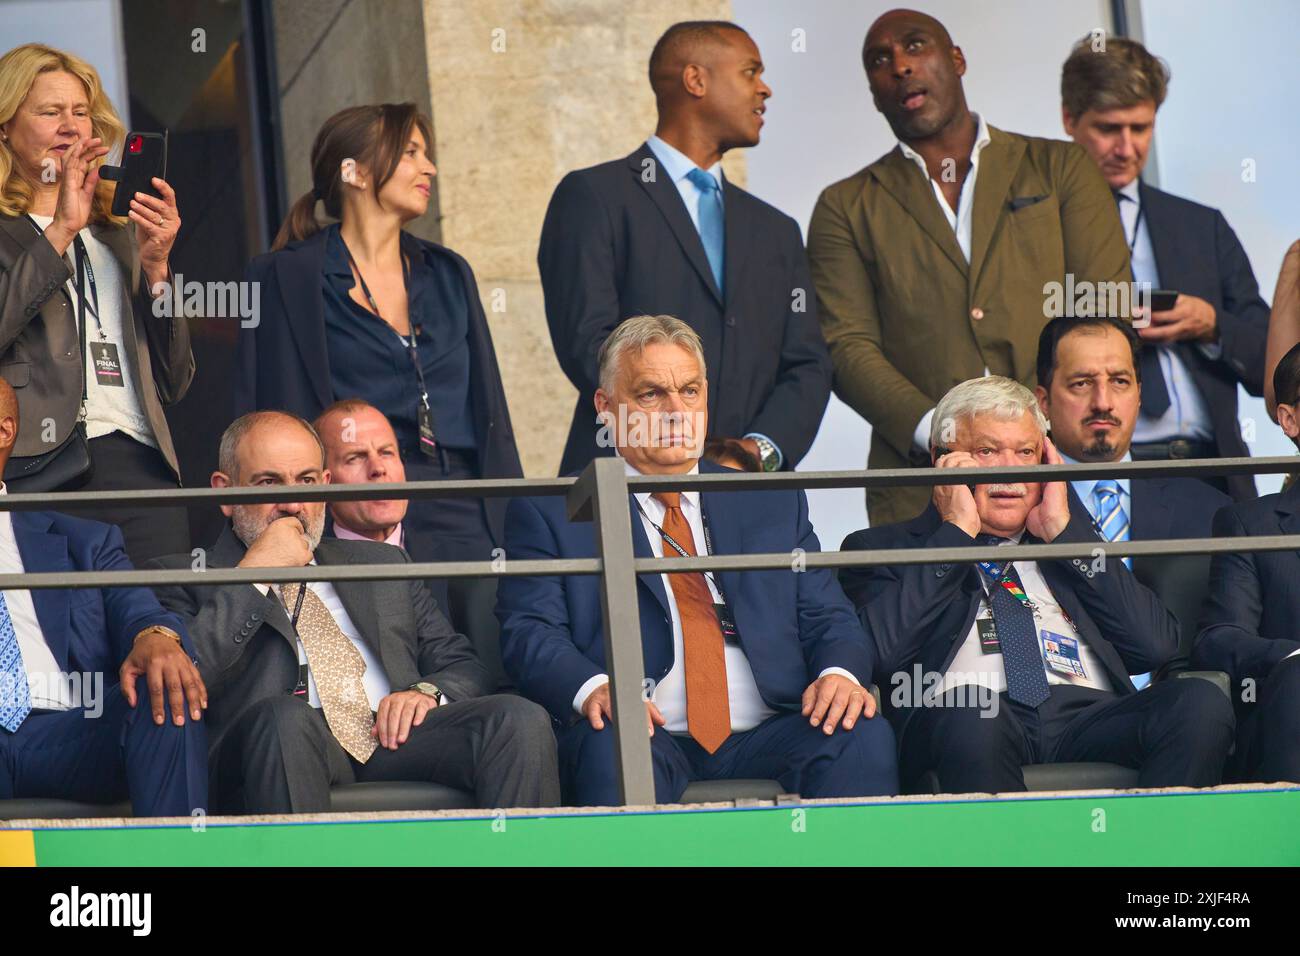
[621, 455, 701, 511]
[646, 135, 723, 190]
[1060, 449, 1132, 501]
[898, 111, 991, 173]
[1116, 176, 1141, 209]
[332, 519, 403, 548]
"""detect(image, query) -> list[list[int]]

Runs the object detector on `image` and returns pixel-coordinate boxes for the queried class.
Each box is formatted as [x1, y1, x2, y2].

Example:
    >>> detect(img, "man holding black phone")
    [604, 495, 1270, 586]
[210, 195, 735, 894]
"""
[1061, 36, 1269, 500]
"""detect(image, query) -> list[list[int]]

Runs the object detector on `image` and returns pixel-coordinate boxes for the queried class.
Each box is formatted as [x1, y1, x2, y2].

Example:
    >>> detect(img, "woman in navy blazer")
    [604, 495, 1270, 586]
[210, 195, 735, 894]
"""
[236, 104, 521, 571]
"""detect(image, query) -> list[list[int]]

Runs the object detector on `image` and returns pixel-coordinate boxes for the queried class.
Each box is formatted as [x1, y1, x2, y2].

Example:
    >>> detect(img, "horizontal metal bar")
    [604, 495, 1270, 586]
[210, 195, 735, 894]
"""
[625, 455, 1299, 492]
[5, 531, 1295, 590]
[629, 534, 1300, 573]
[1, 456, 1294, 510]
[0, 558, 601, 591]
[0, 477, 578, 511]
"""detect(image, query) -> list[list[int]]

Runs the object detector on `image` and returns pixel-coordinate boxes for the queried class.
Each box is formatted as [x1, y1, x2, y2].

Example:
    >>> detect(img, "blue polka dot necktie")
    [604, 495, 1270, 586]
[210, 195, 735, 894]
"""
[686, 167, 725, 294]
[981, 536, 1050, 708]
[0, 591, 32, 733]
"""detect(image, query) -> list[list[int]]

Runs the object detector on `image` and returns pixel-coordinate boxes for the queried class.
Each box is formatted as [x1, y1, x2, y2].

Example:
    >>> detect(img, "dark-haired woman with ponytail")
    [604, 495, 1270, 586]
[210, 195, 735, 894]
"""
[237, 103, 521, 658]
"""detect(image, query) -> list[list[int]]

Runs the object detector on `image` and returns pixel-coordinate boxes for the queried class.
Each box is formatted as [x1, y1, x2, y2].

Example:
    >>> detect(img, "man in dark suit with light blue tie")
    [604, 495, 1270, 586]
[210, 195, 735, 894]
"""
[538, 20, 830, 476]
[839, 376, 1233, 795]
[497, 316, 896, 805]
[0, 379, 207, 815]
[1062, 36, 1269, 502]
[1034, 314, 1233, 688]
[1193, 342, 1300, 783]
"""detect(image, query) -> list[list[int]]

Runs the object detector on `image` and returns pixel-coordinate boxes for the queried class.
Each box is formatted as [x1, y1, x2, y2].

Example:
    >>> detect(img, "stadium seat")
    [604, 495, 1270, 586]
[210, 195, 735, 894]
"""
[916, 762, 1140, 795]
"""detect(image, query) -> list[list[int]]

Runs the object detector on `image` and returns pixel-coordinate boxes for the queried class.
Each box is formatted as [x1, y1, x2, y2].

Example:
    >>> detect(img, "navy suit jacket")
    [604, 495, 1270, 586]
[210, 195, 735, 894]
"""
[12, 511, 192, 679]
[496, 461, 874, 722]
[236, 229, 523, 544]
[1140, 182, 1269, 502]
[1193, 485, 1300, 687]
[838, 501, 1179, 740]
[1129, 474, 1233, 540]
[538, 144, 832, 474]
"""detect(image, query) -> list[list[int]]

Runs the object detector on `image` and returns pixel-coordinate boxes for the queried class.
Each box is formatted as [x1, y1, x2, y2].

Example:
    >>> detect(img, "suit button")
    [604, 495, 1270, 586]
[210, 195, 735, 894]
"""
[935, 568, 947, 578]
[970, 307, 984, 320]
[250, 613, 260, 622]
[234, 635, 244, 644]
[727, 315, 737, 327]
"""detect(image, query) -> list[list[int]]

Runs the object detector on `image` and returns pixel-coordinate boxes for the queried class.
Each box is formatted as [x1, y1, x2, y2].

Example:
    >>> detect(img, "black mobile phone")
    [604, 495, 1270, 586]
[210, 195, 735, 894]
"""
[102, 131, 168, 217]
[1148, 289, 1179, 312]
[933, 446, 976, 491]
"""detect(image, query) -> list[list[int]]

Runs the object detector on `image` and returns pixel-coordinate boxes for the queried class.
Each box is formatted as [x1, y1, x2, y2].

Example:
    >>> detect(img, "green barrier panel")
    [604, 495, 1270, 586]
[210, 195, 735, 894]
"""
[27, 789, 1300, 867]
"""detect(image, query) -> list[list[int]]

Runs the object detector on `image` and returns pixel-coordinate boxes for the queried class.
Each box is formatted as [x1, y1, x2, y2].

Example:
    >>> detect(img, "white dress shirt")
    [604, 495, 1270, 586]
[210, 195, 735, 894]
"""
[943, 532, 1113, 695]
[901, 114, 993, 454]
[1113, 179, 1217, 443]
[255, 566, 392, 712]
[571, 460, 857, 731]
[0, 485, 74, 710]
[28, 215, 158, 451]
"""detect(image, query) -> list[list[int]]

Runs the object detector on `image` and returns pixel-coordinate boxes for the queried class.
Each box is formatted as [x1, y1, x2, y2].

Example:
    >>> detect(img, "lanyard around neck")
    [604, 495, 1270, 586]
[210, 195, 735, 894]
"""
[25, 215, 104, 338]
[341, 237, 430, 410]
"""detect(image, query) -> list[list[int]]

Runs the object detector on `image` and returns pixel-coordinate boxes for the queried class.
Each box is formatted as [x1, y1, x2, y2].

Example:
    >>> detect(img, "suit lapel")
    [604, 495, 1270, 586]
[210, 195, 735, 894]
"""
[274, 233, 334, 410]
[721, 175, 753, 307]
[968, 129, 1025, 286]
[628, 146, 723, 304]
[12, 512, 72, 670]
[868, 147, 969, 278]
[629, 495, 670, 616]
[1138, 181, 1175, 286]
[314, 539, 387, 662]
[0, 216, 75, 311]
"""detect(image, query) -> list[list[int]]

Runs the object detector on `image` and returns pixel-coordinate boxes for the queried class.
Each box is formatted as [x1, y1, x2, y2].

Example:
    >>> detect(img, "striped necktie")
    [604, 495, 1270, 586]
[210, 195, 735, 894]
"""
[1093, 480, 1132, 570]
[0, 591, 32, 733]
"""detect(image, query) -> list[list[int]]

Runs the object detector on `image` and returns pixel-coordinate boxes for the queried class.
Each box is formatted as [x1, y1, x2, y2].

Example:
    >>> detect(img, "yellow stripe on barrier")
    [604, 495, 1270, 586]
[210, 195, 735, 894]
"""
[0, 830, 36, 867]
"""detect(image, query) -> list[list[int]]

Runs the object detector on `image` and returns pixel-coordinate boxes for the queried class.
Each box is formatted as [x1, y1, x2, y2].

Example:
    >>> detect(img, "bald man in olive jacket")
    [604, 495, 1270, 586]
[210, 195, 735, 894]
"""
[809, 10, 1131, 525]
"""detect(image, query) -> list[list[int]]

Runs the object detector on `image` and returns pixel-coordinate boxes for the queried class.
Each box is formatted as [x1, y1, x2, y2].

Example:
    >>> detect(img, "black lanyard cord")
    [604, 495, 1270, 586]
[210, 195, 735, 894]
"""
[634, 497, 727, 604]
[341, 238, 431, 411]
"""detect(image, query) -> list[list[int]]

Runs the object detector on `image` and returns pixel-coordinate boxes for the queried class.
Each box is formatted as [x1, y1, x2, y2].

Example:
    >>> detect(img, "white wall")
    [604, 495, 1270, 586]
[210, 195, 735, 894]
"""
[732, 0, 1292, 550]
[0, 0, 131, 142]
[1140, 0, 1300, 493]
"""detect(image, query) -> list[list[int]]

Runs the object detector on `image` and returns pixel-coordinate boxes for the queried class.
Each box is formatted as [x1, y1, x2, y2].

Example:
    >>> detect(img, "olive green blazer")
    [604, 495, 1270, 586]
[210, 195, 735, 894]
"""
[809, 125, 1131, 525]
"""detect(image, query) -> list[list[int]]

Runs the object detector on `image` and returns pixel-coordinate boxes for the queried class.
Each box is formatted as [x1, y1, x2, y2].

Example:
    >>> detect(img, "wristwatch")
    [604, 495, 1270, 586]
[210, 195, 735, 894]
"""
[409, 681, 443, 703]
[749, 434, 780, 472]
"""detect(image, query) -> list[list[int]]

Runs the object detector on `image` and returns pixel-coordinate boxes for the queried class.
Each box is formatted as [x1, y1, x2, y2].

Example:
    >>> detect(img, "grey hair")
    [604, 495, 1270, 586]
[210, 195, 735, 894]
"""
[597, 314, 707, 394]
[930, 376, 1049, 449]
[218, 410, 325, 481]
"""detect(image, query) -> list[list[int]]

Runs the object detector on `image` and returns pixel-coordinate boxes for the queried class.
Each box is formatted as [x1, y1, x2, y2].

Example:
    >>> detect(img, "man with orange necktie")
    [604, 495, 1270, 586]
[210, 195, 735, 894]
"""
[497, 314, 898, 805]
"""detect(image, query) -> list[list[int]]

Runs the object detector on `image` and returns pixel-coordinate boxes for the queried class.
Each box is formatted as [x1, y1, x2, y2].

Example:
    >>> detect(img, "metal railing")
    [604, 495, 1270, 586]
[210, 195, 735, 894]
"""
[4, 454, 1298, 806]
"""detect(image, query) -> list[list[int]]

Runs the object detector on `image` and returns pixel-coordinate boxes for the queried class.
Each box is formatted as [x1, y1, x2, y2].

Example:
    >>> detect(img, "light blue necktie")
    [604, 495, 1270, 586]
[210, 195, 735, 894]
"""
[0, 590, 32, 732]
[686, 167, 725, 294]
[1094, 480, 1150, 689]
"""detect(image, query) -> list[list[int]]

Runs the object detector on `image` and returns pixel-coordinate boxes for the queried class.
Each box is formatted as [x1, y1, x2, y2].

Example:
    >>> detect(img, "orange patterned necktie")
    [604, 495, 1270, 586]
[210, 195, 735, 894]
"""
[652, 492, 730, 753]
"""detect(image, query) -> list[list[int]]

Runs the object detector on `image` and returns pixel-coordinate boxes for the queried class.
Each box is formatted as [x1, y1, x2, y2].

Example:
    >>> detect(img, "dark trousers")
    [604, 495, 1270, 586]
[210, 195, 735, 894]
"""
[559, 710, 899, 806]
[403, 448, 508, 689]
[213, 692, 560, 813]
[1247, 654, 1300, 783]
[75, 431, 190, 566]
[0, 675, 207, 816]
[899, 678, 1235, 794]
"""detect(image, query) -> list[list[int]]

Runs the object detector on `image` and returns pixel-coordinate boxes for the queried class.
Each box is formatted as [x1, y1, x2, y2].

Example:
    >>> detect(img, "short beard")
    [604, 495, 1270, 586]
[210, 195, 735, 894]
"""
[1080, 437, 1119, 461]
[231, 507, 324, 552]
